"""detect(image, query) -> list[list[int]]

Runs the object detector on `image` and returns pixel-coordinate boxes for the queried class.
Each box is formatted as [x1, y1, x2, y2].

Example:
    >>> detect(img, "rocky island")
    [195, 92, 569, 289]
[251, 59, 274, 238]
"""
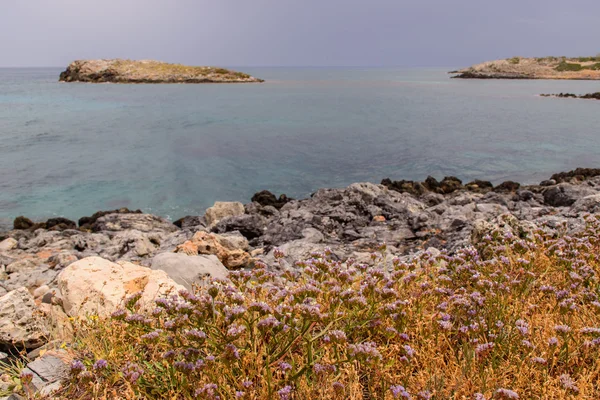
[451, 56, 600, 79]
[59, 59, 264, 84]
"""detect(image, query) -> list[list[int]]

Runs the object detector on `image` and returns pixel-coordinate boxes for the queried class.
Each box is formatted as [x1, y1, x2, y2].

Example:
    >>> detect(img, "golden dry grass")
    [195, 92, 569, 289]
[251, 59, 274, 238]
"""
[50, 215, 600, 399]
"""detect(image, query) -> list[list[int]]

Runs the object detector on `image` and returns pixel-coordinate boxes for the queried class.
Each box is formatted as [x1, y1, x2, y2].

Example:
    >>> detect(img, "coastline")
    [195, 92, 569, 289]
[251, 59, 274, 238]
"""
[2, 167, 600, 396]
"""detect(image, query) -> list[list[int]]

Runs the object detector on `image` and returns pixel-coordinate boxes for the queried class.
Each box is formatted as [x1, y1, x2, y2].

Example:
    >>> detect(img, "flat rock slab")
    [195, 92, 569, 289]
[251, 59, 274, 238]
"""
[27, 352, 69, 384]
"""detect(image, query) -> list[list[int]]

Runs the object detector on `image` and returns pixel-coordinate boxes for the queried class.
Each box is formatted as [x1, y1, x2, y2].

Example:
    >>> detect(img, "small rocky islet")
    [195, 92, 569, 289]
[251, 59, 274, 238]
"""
[59, 59, 264, 84]
[450, 56, 600, 80]
[3, 167, 600, 396]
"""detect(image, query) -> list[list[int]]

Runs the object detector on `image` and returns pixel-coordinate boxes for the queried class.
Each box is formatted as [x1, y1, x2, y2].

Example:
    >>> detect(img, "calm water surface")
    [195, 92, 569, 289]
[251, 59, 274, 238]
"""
[1, 67, 599, 226]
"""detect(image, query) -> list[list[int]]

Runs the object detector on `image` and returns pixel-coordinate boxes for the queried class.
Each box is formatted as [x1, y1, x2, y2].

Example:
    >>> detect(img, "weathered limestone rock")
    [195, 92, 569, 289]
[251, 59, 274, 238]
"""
[0, 238, 17, 252]
[58, 256, 183, 317]
[92, 213, 178, 234]
[175, 231, 251, 268]
[0, 287, 49, 349]
[151, 252, 229, 289]
[205, 202, 245, 227]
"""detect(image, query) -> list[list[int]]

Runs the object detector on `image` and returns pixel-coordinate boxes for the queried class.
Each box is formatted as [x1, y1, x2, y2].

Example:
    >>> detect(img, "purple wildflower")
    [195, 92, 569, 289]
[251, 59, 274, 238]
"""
[390, 384, 411, 399]
[70, 360, 86, 375]
[559, 374, 579, 394]
[223, 343, 240, 361]
[495, 388, 519, 399]
[279, 362, 292, 373]
[121, 362, 144, 384]
[278, 385, 293, 400]
[93, 359, 108, 370]
[554, 325, 571, 334]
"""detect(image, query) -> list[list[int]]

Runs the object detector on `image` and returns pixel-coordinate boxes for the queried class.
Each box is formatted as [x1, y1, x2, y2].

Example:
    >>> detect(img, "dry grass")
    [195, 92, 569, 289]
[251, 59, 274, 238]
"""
[53, 215, 600, 399]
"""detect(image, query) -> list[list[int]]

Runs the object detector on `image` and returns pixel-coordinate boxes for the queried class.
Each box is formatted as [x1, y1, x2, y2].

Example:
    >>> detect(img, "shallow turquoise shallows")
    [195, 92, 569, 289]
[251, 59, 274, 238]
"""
[1, 67, 599, 226]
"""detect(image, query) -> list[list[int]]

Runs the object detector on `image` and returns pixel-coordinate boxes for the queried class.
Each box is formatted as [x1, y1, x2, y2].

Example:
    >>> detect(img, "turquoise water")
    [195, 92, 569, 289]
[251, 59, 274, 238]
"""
[1, 67, 599, 225]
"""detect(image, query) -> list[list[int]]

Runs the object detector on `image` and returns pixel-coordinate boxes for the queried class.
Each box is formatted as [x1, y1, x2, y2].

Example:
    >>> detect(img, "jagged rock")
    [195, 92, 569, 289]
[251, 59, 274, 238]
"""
[212, 214, 266, 240]
[205, 202, 245, 227]
[151, 253, 229, 289]
[494, 181, 520, 192]
[572, 194, 600, 213]
[58, 256, 183, 317]
[439, 177, 463, 194]
[251, 190, 293, 209]
[173, 215, 205, 229]
[78, 208, 142, 230]
[543, 184, 596, 207]
[0, 287, 49, 349]
[465, 180, 493, 192]
[540, 179, 556, 187]
[175, 231, 251, 268]
[13, 216, 34, 230]
[91, 213, 177, 234]
[551, 168, 600, 183]
[381, 179, 426, 196]
[45, 217, 76, 231]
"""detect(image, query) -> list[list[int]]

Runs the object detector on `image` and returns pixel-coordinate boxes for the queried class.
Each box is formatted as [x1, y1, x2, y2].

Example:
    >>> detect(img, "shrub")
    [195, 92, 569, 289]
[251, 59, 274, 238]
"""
[555, 61, 584, 71]
[57, 215, 600, 399]
[507, 57, 521, 64]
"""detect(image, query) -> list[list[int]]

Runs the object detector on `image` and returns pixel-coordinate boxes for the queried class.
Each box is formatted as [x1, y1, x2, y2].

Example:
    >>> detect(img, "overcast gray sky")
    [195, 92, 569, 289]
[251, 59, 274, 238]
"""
[2, 0, 600, 67]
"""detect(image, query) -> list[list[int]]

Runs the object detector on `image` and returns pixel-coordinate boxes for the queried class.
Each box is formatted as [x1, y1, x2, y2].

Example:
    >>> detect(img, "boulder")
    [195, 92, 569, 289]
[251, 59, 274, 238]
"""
[58, 256, 184, 317]
[439, 177, 463, 194]
[381, 179, 426, 196]
[0, 238, 17, 252]
[493, 181, 520, 193]
[0, 287, 49, 349]
[175, 231, 251, 268]
[212, 214, 266, 240]
[465, 180, 493, 192]
[151, 253, 229, 289]
[251, 190, 292, 209]
[91, 213, 177, 234]
[5, 259, 39, 274]
[173, 215, 205, 229]
[543, 184, 596, 207]
[204, 202, 245, 227]
[13, 216, 34, 230]
[45, 217, 77, 231]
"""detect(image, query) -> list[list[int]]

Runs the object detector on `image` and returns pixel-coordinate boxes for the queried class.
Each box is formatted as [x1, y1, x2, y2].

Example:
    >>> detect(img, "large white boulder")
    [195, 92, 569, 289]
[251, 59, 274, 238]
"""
[57, 256, 184, 317]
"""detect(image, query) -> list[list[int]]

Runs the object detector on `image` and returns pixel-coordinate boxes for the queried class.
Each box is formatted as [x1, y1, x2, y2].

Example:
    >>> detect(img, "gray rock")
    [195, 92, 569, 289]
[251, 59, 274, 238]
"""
[0, 287, 49, 349]
[5, 259, 39, 274]
[151, 252, 229, 289]
[92, 213, 178, 233]
[572, 194, 600, 213]
[543, 184, 597, 207]
[26, 352, 68, 385]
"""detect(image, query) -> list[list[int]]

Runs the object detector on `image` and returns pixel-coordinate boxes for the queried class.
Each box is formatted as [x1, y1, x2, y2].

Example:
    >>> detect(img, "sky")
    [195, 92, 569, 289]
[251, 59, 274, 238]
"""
[1, 0, 600, 68]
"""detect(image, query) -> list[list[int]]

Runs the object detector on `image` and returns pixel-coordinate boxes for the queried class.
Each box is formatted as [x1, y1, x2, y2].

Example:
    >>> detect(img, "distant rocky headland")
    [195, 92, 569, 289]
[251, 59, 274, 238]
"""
[540, 92, 600, 100]
[451, 56, 600, 80]
[59, 59, 264, 84]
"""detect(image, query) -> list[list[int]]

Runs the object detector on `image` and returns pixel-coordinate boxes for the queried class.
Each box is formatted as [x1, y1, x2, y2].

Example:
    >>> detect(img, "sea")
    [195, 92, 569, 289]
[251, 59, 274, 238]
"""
[1, 67, 599, 227]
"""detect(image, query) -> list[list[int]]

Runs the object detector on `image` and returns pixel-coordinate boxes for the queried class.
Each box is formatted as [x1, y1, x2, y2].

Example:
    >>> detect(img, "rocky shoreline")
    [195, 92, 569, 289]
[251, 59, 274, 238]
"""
[59, 59, 264, 84]
[540, 92, 600, 100]
[2, 167, 600, 396]
[451, 56, 600, 80]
